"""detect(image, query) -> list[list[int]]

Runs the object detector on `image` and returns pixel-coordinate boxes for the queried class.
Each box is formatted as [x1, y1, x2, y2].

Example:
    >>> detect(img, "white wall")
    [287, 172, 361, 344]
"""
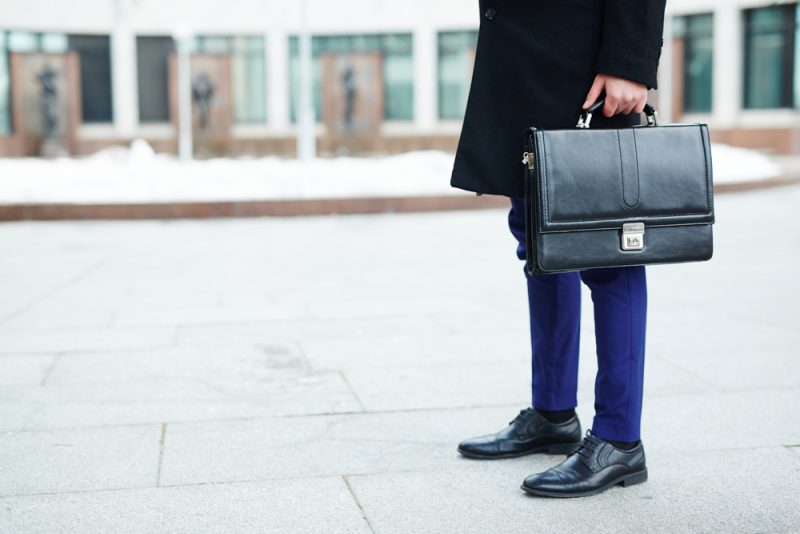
[1, 0, 478, 36]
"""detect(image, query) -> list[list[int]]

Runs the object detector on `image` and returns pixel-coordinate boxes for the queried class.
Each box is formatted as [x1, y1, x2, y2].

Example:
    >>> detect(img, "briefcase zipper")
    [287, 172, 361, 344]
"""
[522, 151, 535, 170]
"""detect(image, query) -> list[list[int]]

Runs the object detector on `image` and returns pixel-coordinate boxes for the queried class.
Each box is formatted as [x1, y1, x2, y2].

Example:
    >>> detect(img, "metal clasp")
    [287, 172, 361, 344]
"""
[621, 222, 645, 251]
[521, 151, 535, 170]
[646, 110, 660, 126]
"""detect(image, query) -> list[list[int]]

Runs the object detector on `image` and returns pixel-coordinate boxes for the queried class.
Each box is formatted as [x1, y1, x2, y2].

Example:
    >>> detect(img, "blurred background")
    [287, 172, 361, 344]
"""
[0, 0, 798, 161]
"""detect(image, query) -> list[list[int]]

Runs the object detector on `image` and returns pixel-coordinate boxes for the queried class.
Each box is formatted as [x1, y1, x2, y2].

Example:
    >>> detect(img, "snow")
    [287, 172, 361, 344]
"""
[0, 140, 783, 205]
[709, 143, 781, 184]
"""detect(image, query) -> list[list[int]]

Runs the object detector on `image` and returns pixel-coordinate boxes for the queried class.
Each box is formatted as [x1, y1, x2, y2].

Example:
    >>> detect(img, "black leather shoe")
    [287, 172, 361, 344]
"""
[521, 430, 648, 498]
[457, 407, 582, 459]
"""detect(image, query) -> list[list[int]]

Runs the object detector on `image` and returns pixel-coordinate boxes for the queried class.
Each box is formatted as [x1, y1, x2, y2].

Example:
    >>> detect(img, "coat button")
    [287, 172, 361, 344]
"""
[485, 7, 496, 20]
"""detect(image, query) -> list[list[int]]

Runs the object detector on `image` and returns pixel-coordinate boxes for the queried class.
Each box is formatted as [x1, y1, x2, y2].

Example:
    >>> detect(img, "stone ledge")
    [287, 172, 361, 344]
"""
[0, 194, 508, 221]
[0, 175, 797, 221]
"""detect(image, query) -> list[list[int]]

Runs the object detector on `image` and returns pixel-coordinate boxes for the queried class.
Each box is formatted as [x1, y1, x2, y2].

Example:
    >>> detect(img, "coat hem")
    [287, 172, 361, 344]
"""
[449, 178, 518, 200]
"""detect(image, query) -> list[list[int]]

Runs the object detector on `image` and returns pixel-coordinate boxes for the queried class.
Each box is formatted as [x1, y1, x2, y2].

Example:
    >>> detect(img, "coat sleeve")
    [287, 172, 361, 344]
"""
[594, 0, 667, 90]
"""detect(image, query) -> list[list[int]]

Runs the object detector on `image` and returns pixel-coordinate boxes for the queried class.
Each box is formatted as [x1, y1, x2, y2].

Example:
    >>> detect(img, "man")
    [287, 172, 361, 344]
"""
[450, 1, 667, 498]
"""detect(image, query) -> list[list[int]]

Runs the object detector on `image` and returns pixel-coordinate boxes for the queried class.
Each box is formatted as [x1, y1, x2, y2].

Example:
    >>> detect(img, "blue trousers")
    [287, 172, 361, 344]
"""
[508, 198, 647, 442]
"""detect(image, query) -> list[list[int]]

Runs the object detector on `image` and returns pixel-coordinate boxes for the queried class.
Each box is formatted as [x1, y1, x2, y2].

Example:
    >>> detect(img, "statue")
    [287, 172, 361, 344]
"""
[37, 64, 59, 139]
[342, 62, 357, 132]
[191, 72, 215, 129]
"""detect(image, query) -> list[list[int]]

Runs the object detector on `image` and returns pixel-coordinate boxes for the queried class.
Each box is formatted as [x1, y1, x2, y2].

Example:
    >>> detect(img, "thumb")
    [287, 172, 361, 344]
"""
[583, 76, 605, 109]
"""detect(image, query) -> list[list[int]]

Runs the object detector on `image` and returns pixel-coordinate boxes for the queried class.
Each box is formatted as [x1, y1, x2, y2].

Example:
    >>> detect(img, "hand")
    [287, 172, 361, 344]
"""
[583, 73, 648, 117]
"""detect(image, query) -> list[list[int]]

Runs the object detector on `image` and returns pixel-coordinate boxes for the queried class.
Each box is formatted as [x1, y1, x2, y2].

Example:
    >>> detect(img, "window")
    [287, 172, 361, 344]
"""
[231, 36, 267, 124]
[288, 33, 414, 122]
[137, 36, 174, 122]
[191, 35, 267, 124]
[67, 35, 113, 123]
[674, 14, 713, 113]
[743, 4, 797, 109]
[8, 31, 42, 52]
[382, 34, 413, 121]
[438, 31, 478, 120]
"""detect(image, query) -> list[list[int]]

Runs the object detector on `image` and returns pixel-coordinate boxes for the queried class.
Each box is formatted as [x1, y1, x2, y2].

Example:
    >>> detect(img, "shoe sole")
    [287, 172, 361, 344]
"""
[457, 442, 580, 460]
[520, 468, 648, 498]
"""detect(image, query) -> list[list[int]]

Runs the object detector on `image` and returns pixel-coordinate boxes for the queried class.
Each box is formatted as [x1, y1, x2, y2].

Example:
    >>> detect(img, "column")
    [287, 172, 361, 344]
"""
[413, 25, 437, 132]
[111, 0, 138, 138]
[712, 2, 741, 129]
[267, 29, 290, 135]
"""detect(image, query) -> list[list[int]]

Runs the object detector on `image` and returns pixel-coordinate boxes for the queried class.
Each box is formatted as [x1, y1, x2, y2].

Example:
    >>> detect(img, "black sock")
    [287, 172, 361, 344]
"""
[535, 408, 576, 424]
[606, 439, 640, 451]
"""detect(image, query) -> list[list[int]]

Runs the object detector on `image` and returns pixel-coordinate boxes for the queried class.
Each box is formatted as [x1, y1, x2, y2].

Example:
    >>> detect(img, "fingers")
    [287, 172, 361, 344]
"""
[621, 95, 637, 115]
[615, 92, 639, 115]
[632, 95, 647, 115]
[602, 96, 618, 118]
[604, 88, 648, 116]
[586, 74, 648, 117]
[583, 75, 605, 109]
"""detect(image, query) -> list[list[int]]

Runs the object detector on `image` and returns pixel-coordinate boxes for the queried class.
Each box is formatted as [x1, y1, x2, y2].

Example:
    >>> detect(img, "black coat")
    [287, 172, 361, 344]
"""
[450, 0, 667, 198]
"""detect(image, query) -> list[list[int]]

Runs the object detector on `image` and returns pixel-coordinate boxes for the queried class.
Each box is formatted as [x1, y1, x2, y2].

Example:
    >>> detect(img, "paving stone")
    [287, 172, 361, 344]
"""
[636, 388, 800, 453]
[157, 387, 800, 488]
[659, 344, 800, 391]
[0, 308, 115, 331]
[157, 408, 560, 487]
[0, 477, 370, 534]
[0, 403, 39, 431]
[44, 344, 308, 384]
[0, 355, 56, 386]
[346, 447, 800, 534]
[307, 296, 501, 320]
[176, 315, 445, 347]
[0, 352, 360, 431]
[0, 327, 176, 354]
[0, 425, 161, 496]
[300, 331, 527, 370]
[342, 362, 530, 411]
[111, 303, 314, 327]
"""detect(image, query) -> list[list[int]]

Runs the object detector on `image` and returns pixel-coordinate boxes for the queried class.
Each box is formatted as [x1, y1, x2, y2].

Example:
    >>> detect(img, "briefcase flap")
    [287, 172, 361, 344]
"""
[529, 123, 714, 233]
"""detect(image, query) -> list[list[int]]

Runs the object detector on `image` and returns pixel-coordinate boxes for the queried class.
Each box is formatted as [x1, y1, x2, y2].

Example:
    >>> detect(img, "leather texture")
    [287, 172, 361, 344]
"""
[457, 407, 582, 460]
[524, 122, 715, 275]
[521, 431, 648, 498]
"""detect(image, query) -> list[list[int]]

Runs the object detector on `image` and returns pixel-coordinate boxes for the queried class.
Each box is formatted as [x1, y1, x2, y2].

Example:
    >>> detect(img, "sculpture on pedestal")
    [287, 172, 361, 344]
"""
[37, 64, 59, 139]
[192, 72, 215, 130]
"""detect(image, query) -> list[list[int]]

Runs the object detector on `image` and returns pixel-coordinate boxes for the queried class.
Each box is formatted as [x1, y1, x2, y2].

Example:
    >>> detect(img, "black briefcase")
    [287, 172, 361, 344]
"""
[522, 99, 715, 275]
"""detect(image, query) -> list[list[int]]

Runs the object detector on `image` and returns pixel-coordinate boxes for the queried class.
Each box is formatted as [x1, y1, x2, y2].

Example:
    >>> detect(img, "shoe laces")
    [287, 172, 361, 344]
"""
[509, 407, 537, 427]
[571, 430, 602, 464]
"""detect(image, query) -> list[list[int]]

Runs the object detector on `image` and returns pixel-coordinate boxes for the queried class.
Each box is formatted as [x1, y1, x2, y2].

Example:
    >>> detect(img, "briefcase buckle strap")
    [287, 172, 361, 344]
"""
[576, 98, 659, 129]
[621, 222, 645, 251]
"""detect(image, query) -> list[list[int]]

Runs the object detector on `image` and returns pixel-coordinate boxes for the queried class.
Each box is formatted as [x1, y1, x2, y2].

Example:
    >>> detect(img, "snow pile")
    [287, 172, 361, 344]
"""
[710, 143, 781, 184]
[0, 140, 783, 205]
[0, 145, 461, 204]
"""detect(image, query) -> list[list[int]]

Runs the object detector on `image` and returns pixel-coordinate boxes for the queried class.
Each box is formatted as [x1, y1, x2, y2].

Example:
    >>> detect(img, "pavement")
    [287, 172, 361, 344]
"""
[0, 183, 799, 533]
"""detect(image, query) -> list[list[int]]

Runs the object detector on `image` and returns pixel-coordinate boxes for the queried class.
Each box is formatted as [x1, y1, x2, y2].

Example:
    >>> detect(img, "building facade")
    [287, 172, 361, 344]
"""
[0, 0, 798, 157]
[668, 0, 800, 154]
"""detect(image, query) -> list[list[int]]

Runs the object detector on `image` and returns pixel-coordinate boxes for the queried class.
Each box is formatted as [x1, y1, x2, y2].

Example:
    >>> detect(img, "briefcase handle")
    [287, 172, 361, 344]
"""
[576, 98, 660, 129]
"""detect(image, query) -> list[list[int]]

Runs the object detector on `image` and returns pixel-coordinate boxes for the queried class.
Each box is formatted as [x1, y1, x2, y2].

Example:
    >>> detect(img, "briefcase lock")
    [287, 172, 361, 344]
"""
[621, 222, 645, 251]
